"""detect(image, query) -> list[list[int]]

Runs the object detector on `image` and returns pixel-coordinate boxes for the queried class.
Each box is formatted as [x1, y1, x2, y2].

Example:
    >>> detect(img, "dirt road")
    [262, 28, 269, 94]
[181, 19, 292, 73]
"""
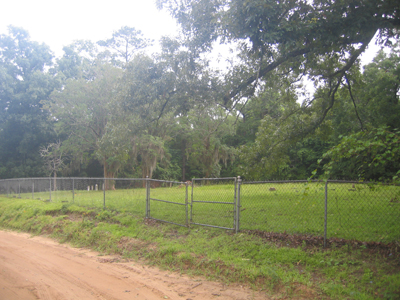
[0, 230, 268, 300]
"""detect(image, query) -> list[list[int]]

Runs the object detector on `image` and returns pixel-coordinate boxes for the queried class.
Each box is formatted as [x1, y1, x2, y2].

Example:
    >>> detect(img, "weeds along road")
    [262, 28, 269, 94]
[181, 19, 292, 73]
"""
[0, 230, 267, 300]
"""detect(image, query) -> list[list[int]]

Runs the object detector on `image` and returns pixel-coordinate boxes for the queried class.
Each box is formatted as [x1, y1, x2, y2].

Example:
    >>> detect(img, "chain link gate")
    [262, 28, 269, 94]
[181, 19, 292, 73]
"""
[190, 177, 241, 232]
[146, 179, 189, 227]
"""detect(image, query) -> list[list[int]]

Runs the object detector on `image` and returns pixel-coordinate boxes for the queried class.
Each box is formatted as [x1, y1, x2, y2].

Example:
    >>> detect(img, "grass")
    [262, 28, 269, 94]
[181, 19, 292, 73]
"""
[240, 182, 400, 242]
[3, 181, 399, 242]
[0, 197, 399, 299]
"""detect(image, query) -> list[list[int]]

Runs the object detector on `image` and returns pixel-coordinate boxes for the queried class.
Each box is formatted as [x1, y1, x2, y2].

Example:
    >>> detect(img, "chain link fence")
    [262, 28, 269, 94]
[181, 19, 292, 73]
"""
[239, 180, 400, 244]
[0, 177, 399, 243]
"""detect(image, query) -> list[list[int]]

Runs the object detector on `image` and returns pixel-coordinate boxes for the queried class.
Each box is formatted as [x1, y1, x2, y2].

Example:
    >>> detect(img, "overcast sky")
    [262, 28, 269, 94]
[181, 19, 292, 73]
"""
[0, 0, 381, 64]
[0, 0, 179, 57]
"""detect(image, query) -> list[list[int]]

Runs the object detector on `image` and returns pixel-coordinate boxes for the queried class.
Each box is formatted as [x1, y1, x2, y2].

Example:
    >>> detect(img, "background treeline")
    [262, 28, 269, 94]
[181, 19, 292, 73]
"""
[1, 0, 399, 183]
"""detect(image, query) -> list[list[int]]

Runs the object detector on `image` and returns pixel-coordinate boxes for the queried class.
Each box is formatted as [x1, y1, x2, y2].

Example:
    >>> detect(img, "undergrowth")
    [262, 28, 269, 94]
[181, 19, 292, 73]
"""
[0, 197, 399, 299]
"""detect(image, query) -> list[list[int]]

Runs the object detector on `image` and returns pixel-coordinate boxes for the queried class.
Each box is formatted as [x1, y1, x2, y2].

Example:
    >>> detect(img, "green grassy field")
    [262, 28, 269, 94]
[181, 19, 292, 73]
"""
[3, 181, 399, 242]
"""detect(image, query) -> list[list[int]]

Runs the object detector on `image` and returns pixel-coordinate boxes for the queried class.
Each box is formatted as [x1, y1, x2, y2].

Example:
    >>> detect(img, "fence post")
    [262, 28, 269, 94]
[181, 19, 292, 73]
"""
[146, 176, 149, 218]
[18, 179, 21, 198]
[324, 180, 328, 248]
[103, 178, 106, 210]
[72, 178, 75, 203]
[185, 181, 189, 227]
[190, 178, 194, 223]
[49, 177, 52, 202]
[236, 176, 242, 233]
[32, 181, 34, 199]
[234, 177, 237, 231]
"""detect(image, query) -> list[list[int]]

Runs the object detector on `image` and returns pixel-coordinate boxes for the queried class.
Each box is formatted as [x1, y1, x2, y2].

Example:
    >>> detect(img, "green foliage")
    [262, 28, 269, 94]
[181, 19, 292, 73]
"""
[237, 76, 328, 180]
[97, 26, 152, 66]
[359, 47, 400, 129]
[43, 63, 124, 180]
[2, 2, 400, 184]
[0, 26, 59, 178]
[159, 0, 399, 106]
[154, 0, 400, 181]
[320, 126, 400, 182]
[237, 41, 400, 180]
[55, 40, 100, 80]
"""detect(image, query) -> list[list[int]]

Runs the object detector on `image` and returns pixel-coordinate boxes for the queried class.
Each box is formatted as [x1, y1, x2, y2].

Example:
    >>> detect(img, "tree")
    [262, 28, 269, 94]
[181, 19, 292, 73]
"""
[55, 40, 101, 80]
[111, 41, 237, 180]
[183, 105, 236, 178]
[313, 46, 400, 181]
[0, 26, 58, 178]
[43, 63, 123, 188]
[359, 47, 400, 130]
[153, 0, 400, 181]
[318, 127, 400, 182]
[239, 44, 400, 180]
[97, 26, 152, 67]
[39, 140, 65, 190]
[107, 54, 173, 183]
[158, 0, 400, 130]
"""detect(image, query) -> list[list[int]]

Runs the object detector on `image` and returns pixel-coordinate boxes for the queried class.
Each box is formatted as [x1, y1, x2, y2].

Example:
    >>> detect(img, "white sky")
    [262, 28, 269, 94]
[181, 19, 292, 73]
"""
[0, 0, 381, 64]
[0, 0, 179, 57]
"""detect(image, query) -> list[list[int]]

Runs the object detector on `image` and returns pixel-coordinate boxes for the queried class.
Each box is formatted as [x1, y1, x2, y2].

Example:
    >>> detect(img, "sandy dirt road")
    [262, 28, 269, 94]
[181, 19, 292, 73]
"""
[0, 230, 268, 300]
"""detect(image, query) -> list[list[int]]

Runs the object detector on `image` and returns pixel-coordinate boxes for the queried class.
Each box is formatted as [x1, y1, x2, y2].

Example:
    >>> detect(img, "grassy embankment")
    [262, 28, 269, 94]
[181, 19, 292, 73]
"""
[0, 191, 399, 299]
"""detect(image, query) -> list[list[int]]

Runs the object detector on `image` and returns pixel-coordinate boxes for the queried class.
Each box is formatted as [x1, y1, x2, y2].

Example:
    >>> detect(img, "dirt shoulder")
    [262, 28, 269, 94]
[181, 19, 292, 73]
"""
[0, 230, 268, 300]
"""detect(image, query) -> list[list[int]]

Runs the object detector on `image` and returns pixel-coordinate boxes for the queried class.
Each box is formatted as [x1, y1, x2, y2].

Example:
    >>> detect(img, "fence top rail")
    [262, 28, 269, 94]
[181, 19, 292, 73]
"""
[103, 178, 147, 181]
[243, 180, 310, 184]
[241, 179, 391, 185]
[325, 180, 390, 184]
[0, 177, 395, 186]
[147, 179, 185, 184]
[192, 177, 237, 181]
[0, 177, 148, 181]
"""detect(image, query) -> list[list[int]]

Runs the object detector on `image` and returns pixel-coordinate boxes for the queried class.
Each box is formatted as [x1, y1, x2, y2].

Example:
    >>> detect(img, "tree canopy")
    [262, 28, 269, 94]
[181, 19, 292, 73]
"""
[0, 1, 399, 183]
[158, 0, 399, 110]
[0, 26, 58, 178]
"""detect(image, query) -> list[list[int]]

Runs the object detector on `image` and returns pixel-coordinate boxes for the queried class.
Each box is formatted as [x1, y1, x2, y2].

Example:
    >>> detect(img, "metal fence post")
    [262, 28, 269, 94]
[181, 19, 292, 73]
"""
[190, 178, 194, 223]
[32, 181, 34, 199]
[146, 176, 149, 218]
[49, 177, 52, 201]
[236, 176, 242, 233]
[103, 178, 106, 210]
[234, 177, 237, 231]
[72, 178, 75, 203]
[185, 181, 189, 227]
[324, 180, 328, 248]
[18, 179, 21, 198]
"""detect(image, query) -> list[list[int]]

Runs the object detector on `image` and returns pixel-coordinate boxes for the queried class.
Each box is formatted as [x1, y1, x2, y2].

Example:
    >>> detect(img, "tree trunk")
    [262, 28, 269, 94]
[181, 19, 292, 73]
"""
[142, 166, 149, 188]
[103, 159, 116, 190]
[53, 171, 57, 192]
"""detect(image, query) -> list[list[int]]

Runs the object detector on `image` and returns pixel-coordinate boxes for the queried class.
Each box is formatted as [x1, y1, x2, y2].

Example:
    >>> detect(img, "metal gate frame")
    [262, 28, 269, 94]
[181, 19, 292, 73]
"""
[190, 177, 241, 232]
[146, 178, 189, 227]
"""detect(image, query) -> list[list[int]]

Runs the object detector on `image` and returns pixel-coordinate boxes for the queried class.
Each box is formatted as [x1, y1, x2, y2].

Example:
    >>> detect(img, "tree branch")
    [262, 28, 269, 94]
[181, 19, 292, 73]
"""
[345, 74, 364, 131]
[223, 46, 313, 105]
